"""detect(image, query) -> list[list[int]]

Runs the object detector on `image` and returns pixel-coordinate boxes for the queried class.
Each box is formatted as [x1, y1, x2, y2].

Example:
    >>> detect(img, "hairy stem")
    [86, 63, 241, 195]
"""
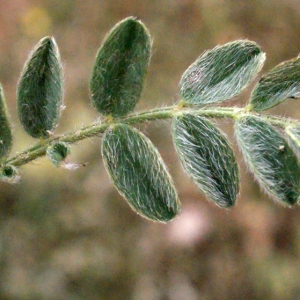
[3, 104, 294, 168]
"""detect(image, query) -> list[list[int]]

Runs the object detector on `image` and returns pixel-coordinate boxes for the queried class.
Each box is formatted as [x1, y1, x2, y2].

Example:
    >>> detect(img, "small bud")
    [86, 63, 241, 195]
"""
[46, 142, 70, 167]
[0, 165, 20, 183]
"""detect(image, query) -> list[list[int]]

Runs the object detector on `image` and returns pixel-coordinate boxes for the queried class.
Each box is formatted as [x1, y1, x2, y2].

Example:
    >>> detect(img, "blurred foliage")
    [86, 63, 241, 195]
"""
[1, 0, 300, 299]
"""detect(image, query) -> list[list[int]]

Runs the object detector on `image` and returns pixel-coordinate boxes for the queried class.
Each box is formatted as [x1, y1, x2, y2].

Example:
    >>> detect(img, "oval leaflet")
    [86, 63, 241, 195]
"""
[17, 36, 63, 139]
[249, 57, 300, 111]
[180, 40, 265, 106]
[102, 124, 180, 222]
[235, 116, 300, 205]
[173, 114, 239, 207]
[90, 17, 151, 118]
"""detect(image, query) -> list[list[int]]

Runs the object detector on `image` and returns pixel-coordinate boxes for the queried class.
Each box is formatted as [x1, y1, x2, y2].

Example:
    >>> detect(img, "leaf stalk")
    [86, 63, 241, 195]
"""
[3, 104, 295, 168]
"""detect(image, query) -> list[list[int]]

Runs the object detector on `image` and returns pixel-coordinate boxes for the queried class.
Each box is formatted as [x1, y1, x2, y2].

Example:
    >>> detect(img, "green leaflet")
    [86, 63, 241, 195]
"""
[248, 57, 300, 111]
[0, 85, 12, 162]
[235, 116, 300, 205]
[17, 36, 63, 139]
[47, 142, 70, 167]
[102, 124, 180, 222]
[90, 17, 151, 118]
[180, 40, 265, 106]
[172, 114, 239, 207]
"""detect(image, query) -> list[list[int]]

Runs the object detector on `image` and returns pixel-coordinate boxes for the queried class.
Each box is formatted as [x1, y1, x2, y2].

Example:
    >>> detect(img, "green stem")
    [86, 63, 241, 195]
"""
[3, 105, 296, 168]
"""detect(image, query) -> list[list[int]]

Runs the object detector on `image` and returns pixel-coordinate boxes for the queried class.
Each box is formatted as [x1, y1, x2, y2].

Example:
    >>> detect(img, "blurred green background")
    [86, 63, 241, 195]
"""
[1, 1, 300, 299]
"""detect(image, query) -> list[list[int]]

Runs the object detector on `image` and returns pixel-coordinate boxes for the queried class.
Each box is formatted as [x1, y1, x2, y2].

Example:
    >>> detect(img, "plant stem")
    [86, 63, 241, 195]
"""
[3, 105, 296, 168]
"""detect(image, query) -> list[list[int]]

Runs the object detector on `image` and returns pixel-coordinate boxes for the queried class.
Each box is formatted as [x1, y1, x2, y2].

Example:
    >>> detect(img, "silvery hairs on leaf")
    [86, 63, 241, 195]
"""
[102, 124, 180, 222]
[0, 85, 12, 161]
[285, 124, 300, 158]
[235, 116, 300, 205]
[17, 36, 63, 139]
[173, 114, 239, 207]
[248, 57, 300, 112]
[90, 17, 151, 118]
[180, 40, 265, 106]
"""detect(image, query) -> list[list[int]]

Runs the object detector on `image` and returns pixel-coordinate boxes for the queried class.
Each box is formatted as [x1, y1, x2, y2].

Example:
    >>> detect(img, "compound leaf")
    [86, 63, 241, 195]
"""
[173, 114, 239, 207]
[235, 116, 300, 205]
[102, 124, 180, 222]
[17, 36, 63, 139]
[248, 57, 300, 111]
[180, 40, 265, 106]
[90, 17, 151, 118]
[0, 85, 12, 162]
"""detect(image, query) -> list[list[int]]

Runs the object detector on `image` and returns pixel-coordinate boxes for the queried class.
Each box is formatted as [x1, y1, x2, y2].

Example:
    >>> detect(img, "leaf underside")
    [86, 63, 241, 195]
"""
[102, 124, 180, 222]
[173, 114, 239, 207]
